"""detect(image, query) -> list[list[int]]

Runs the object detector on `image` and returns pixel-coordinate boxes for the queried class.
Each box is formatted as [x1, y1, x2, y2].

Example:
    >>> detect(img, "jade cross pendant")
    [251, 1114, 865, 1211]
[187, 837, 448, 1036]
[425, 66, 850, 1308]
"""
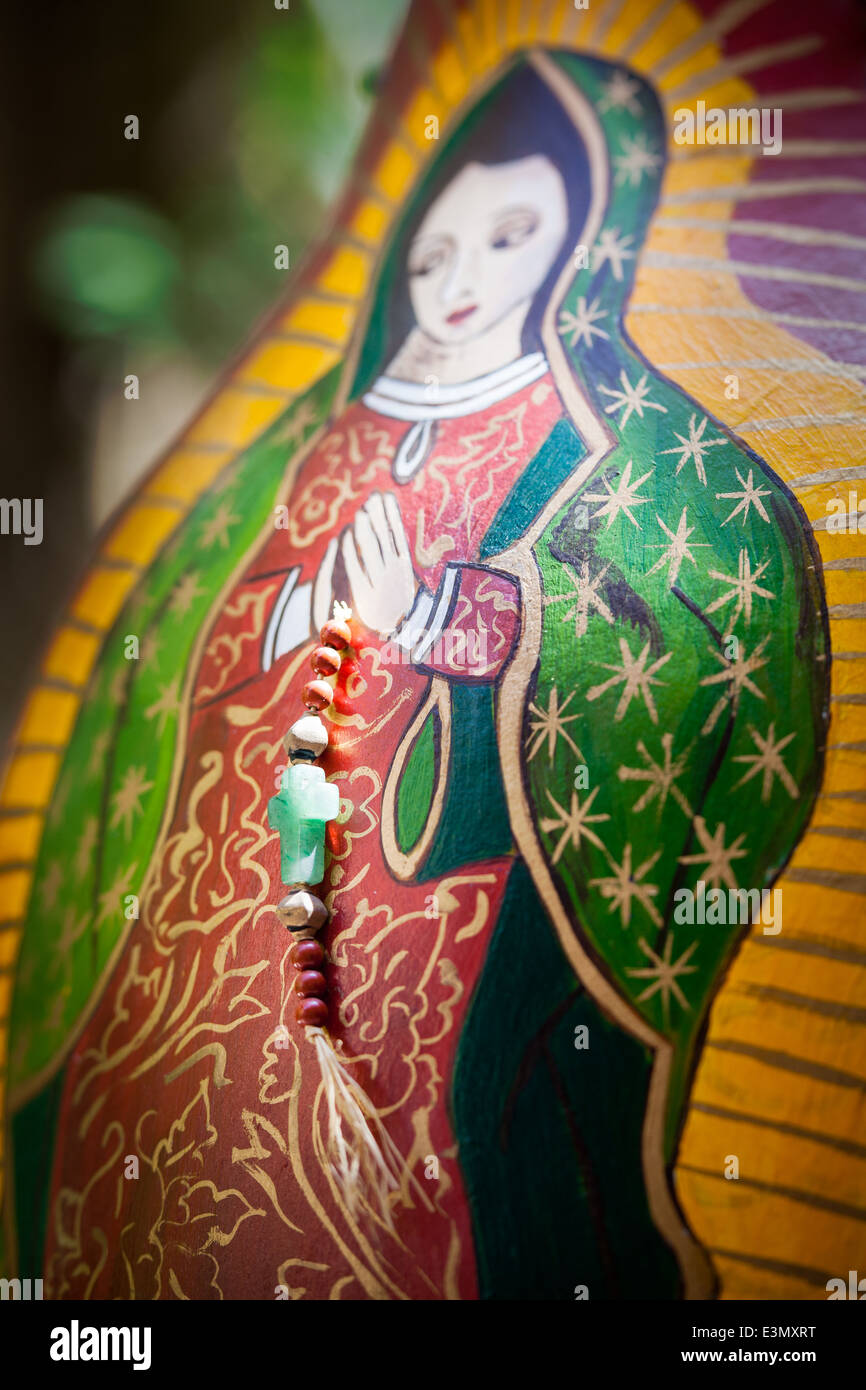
[268, 763, 340, 885]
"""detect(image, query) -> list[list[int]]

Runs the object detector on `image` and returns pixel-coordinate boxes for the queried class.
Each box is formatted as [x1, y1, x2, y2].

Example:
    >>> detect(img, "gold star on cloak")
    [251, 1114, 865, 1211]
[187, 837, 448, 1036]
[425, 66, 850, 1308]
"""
[74, 816, 99, 880]
[586, 636, 673, 724]
[706, 550, 775, 630]
[48, 777, 72, 828]
[140, 631, 163, 669]
[544, 559, 614, 639]
[57, 903, 91, 955]
[699, 634, 771, 735]
[717, 467, 772, 527]
[540, 785, 610, 864]
[168, 572, 205, 618]
[145, 678, 181, 737]
[617, 733, 693, 817]
[277, 397, 318, 448]
[733, 722, 798, 802]
[110, 767, 154, 838]
[646, 507, 709, 587]
[590, 844, 663, 929]
[199, 502, 239, 550]
[86, 730, 112, 783]
[627, 934, 699, 1029]
[679, 816, 748, 891]
[526, 686, 584, 762]
[40, 861, 63, 910]
[106, 665, 130, 705]
[95, 863, 139, 931]
[584, 459, 653, 530]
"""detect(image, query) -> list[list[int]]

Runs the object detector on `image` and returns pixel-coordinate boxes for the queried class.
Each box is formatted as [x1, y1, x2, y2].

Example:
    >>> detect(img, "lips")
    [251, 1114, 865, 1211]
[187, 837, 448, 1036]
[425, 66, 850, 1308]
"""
[446, 304, 478, 325]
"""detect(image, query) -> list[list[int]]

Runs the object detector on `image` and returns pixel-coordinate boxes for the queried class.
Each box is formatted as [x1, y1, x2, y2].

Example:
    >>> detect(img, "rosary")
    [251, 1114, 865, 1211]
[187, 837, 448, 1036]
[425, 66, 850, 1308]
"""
[267, 603, 423, 1227]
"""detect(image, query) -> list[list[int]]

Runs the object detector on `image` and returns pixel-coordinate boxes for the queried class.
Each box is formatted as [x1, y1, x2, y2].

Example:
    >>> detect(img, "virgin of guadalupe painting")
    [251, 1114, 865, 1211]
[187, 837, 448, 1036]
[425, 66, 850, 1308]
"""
[3, 0, 863, 1304]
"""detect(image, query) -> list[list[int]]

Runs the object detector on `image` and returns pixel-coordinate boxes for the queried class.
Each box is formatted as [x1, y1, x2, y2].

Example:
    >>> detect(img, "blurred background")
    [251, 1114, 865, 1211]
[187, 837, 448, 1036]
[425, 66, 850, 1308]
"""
[0, 0, 406, 746]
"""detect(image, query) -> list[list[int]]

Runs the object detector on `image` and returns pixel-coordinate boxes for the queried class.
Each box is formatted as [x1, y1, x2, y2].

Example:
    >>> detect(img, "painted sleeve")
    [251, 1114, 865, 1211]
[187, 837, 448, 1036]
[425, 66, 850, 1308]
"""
[386, 562, 520, 682]
[263, 567, 313, 670]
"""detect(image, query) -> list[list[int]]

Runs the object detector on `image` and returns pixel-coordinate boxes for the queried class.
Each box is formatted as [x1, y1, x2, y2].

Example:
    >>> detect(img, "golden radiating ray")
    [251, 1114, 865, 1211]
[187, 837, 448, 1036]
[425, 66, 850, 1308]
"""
[653, 0, 774, 79]
[663, 33, 825, 97]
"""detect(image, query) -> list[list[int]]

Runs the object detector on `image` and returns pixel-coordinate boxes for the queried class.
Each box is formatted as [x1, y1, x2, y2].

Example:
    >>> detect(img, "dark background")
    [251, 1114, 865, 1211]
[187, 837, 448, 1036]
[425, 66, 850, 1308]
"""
[0, 0, 403, 746]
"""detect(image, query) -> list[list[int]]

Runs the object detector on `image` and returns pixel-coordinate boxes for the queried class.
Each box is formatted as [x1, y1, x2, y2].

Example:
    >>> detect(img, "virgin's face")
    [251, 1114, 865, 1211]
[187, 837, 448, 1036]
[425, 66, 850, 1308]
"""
[406, 156, 569, 346]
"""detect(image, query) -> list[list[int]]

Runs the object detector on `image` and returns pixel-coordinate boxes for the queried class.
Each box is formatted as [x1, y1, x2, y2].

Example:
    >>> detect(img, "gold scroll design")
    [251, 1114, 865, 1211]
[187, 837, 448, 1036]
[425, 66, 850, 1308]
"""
[313, 862, 500, 1296]
[231, 798, 424, 1301]
[287, 418, 395, 549]
[43, 657, 308, 1295]
[47, 1076, 265, 1300]
[440, 577, 520, 678]
[45, 635, 462, 1296]
[413, 399, 532, 561]
[325, 640, 418, 749]
[196, 582, 280, 702]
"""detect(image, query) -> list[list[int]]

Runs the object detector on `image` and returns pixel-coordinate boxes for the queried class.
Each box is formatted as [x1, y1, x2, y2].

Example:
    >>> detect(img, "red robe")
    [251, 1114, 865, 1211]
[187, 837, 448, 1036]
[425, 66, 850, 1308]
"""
[46, 369, 564, 1300]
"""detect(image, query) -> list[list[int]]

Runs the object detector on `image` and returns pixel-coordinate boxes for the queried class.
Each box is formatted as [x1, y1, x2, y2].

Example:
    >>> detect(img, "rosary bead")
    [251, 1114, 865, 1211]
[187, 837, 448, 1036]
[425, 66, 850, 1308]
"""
[320, 618, 351, 651]
[277, 889, 329, 933]
[303, 679, 334, 711]
[290, 938, 325, 969]
[295, 969, 328, 997]
[296, 997, 328, 1026]
[311, 645, 341, 678]
[284, 713, 328, 763]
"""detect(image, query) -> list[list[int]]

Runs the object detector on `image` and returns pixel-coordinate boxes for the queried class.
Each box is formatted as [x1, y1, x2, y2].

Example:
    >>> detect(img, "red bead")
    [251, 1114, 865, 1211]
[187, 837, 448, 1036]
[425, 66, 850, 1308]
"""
[295, 969, 327, 996]
[290, 938, 325, 970]
[320, 618, 351, 651]
[296, 997, 328, 1026]
[303, 679, 333, 711]
[311, 645, 341, 678]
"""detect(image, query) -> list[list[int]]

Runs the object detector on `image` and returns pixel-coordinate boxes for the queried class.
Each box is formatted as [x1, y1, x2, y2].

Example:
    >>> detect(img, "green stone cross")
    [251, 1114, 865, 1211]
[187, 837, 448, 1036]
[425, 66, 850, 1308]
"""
[268, 762, 341, 885]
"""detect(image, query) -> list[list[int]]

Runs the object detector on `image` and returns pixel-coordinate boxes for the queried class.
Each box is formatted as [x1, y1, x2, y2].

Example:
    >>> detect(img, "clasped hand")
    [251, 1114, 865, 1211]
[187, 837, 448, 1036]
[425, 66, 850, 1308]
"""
[312, 491, 417, 637]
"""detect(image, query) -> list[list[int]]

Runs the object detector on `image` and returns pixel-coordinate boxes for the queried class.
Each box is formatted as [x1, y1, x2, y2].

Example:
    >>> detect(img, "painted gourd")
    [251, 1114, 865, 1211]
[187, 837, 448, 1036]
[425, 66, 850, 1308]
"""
[2, 0, 864, 1302]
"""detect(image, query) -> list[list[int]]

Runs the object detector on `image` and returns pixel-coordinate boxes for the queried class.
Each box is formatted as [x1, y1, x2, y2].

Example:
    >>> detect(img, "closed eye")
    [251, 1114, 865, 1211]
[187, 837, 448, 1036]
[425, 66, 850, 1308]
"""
[489, 207, 539, 250]
[408, 238, 451, 277]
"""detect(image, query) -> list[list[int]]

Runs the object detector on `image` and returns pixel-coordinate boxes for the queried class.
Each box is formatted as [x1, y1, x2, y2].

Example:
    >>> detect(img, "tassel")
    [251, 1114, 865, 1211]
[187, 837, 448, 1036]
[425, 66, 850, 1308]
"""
[309, 1026, 431, 1229]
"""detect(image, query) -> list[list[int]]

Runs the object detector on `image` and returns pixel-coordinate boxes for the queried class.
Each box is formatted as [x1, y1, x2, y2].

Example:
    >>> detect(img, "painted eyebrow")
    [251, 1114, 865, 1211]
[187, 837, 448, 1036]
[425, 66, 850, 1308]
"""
[488, 204, 540, 225]
[409, 231, 453, 254]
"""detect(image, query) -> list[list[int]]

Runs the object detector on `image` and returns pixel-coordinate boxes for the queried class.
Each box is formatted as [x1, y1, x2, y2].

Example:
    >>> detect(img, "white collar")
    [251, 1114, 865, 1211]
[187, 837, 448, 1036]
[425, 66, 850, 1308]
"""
[363, 351, 547, 422]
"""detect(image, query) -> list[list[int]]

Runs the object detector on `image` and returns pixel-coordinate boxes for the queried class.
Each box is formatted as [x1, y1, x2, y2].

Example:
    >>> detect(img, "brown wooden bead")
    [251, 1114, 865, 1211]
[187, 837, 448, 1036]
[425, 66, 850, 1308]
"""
[320, 618, 351, 651]
[302, 679, 333, 711]
[311, 645, 341, 678]
[290, 938, 325, 970]
[296, 997, 328, 1026]
[295, 969, 328, 997]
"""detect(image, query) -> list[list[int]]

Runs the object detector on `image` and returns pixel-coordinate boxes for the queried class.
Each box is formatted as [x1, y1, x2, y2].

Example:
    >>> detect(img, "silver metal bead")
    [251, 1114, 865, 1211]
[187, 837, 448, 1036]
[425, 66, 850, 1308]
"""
[276, 889, 329, 935]
[284, 714, 329, 763]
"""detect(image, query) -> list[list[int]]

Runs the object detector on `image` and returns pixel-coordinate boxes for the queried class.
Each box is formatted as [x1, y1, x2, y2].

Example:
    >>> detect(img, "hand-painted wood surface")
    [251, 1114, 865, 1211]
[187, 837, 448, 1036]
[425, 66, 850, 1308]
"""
[1, 0, 864, 1301]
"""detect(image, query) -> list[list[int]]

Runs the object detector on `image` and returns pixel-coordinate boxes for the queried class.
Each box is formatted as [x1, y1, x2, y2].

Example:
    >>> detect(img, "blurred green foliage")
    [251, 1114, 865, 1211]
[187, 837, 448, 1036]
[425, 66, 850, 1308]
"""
[34, 198, 180, 341]
[32, 0, 405, 368]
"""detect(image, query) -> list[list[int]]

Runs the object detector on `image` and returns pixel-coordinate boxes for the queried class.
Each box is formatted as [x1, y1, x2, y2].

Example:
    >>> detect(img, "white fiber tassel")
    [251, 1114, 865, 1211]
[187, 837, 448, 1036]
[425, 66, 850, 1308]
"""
[309, 1026, 432, 1229]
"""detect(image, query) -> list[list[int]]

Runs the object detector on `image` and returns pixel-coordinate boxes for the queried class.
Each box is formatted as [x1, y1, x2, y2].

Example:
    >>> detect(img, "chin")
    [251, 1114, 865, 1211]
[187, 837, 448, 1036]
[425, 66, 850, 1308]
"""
[429, 320, 486, 346]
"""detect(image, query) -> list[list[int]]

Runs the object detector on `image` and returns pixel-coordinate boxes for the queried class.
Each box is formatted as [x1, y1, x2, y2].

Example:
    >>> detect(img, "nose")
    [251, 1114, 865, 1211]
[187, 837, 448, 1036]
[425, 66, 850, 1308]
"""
[439, 243, 480, 306]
